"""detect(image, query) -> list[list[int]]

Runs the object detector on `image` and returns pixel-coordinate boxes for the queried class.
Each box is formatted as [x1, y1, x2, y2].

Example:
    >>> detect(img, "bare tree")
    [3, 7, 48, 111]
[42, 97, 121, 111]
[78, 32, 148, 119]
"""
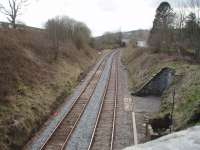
[45, 17, 60, 60]
[45, 16, 91, 60]
[187, 0, 200, 59]
[0, 0, 28, 28]
[173, 0, 188, 55]
[189, 0, 200, 15]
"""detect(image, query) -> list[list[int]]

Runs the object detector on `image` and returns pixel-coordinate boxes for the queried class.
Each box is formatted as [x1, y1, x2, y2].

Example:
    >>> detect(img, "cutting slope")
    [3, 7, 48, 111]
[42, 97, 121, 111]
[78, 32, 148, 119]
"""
[122, 45, 200, 131]
[0, 28, 97, 150]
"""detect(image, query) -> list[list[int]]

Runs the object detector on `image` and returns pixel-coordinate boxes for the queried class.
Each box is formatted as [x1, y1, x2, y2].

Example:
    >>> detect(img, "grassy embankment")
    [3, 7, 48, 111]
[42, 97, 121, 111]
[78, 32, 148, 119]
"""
[0, 28, 98, 149]
[122, 44, 200, 130]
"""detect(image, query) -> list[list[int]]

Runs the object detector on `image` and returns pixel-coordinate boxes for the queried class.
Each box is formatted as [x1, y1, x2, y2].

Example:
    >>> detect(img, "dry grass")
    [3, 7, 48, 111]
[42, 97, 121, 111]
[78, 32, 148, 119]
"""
[122, 45, 177, 91]
[0, 28, 97, 149]
[122, 45, 200, 130]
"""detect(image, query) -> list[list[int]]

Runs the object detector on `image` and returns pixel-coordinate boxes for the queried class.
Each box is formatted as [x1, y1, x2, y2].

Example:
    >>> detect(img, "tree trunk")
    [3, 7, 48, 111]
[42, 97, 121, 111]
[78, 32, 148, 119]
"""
[12, 17, 16, 29]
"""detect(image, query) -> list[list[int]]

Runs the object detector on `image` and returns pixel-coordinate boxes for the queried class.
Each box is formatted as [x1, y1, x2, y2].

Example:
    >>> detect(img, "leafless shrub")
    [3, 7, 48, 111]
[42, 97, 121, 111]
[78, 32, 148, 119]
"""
[45, 16, 91, 60]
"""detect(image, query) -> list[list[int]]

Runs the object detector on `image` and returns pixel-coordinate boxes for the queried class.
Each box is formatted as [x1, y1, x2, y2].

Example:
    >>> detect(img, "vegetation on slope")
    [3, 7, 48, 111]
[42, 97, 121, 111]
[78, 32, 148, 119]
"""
[148, 1, 200, 60]
[122, 44, 200, 131]
[0, 26, 97, 149]
[93, 30, 149, 50]
[94, 31, 123, 49]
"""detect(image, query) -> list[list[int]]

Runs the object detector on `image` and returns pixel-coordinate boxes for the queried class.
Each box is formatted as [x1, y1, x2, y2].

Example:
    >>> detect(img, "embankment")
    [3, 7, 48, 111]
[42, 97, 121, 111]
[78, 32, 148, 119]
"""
[0, 28, 98, 150]
[122, 45, 200, 131]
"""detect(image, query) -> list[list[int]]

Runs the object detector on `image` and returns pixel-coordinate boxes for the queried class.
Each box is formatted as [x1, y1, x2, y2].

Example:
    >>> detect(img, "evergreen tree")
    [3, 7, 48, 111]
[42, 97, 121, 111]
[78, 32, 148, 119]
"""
[148, 2, 175, 52]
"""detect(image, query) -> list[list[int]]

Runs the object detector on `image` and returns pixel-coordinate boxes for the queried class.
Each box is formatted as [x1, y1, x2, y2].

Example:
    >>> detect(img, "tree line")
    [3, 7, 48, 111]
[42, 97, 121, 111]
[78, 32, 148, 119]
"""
[45, 16, 91, 60]
[148, 0, 200, 60]
[93, 31, 123, 49]
[0, 0, 92, 60]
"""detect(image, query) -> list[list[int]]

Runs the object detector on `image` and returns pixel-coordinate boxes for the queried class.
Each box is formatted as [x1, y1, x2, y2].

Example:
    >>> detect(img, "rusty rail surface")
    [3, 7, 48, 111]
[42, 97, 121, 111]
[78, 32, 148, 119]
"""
[110, 55, 118, 150]
[87, 52, 118, 150]
[39, 54, 109, 150]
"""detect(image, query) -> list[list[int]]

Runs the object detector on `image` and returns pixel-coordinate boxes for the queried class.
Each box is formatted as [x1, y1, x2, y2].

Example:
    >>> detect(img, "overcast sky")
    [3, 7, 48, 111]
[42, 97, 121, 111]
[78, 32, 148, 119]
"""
[0, 0, 174, 36]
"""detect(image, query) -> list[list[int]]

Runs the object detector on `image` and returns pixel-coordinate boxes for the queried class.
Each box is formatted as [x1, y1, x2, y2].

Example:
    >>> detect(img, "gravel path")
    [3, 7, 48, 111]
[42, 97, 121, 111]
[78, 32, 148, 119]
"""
[65, 52, 115, 150]
[24, 54, 108, 150]
[133, 96, 161, 143]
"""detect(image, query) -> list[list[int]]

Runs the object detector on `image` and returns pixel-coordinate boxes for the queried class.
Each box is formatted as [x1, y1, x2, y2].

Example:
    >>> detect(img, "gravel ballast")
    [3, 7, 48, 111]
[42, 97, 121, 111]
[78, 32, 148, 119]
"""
[24, 54, 108, 150]
[65, 53, 114, 150]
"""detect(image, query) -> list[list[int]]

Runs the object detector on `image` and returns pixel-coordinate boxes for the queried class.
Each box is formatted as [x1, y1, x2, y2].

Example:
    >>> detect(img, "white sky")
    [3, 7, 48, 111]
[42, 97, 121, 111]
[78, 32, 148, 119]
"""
[0, 0, 171, 36]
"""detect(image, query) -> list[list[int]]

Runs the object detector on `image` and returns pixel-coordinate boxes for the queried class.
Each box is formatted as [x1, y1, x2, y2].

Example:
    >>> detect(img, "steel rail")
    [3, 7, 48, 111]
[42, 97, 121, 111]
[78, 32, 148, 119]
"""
[110, 53, 118, 150]
[39, 53, 110, 150]
[87, 52, 118, 150]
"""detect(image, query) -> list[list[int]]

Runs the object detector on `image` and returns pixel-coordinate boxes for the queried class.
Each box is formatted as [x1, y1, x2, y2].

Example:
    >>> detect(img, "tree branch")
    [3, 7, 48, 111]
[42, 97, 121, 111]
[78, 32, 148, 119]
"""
[0, 0, 29, 28]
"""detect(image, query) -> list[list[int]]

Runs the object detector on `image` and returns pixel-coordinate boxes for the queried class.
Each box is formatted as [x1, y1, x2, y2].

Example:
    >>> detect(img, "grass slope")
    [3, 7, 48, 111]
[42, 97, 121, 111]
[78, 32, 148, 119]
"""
[122, 45, 200, 131]
[0, 29, 98, 149]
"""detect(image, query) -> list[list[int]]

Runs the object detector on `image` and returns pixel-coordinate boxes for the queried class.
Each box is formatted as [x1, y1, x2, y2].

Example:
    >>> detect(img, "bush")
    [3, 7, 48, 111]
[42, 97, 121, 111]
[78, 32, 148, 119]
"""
[45, 16, 91, 55]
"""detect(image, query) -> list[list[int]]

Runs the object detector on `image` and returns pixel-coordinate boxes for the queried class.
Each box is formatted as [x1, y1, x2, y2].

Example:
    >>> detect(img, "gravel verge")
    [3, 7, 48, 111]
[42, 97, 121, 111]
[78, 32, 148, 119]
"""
[113, 51, 134, 150]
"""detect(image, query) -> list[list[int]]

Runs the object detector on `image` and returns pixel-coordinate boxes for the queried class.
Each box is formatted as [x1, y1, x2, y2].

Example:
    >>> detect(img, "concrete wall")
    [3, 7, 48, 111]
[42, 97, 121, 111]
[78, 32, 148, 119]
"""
[134, 68, 175, 96]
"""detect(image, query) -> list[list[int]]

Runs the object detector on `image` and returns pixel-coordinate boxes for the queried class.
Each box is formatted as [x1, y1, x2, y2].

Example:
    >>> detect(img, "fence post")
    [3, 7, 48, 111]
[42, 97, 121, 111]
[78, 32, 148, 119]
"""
[170, 88, 175, 133]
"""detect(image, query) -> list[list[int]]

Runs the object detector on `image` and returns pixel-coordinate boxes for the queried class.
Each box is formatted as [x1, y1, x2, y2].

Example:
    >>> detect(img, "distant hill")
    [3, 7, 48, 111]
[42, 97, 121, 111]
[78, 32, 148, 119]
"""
[93, 29, 149, 49]
[122, 29, 149, 41]
[94, 29, 149, 41]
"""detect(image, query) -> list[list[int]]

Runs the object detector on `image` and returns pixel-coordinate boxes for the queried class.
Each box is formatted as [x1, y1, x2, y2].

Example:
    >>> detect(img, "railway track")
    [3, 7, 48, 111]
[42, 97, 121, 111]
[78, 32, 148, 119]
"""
[113, 54, 135, 149]
[88, 53, 118, 150]
[39, 54, 109, 150]
[24, 50, 134, 150]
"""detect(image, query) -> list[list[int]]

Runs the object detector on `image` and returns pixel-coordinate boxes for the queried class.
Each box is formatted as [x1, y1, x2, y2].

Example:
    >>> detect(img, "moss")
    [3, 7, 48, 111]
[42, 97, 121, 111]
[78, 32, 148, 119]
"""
[122, 46, 200, 130]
